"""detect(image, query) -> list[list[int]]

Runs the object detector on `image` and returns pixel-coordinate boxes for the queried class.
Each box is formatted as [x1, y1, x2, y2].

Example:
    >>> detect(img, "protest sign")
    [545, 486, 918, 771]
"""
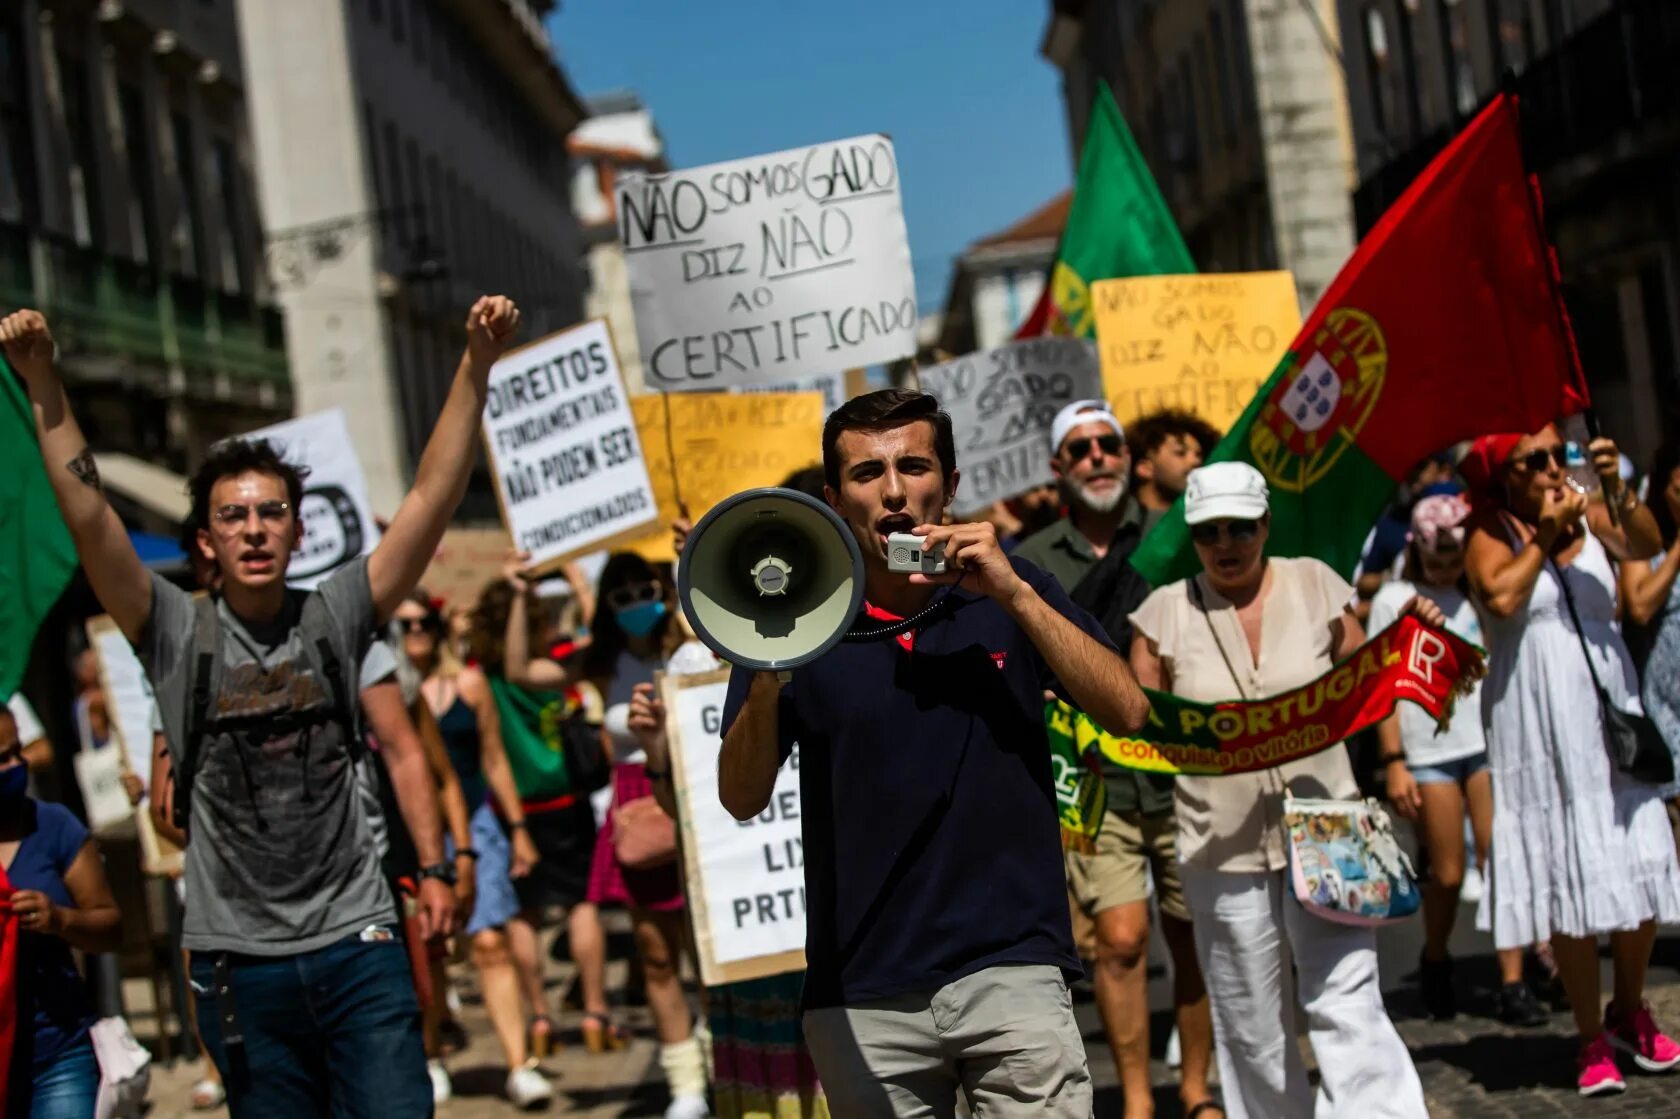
[85, 614, 182, 874]
[245, 409, 381, 590]
[482, 319, 660, 572]
[740, 372, 843, 415]
[619, 135, 916, 389]
[920, 337, 1103, 515]
[1092, 271, 1301, 433]
[627, 391, 825, 562]
[666, 669, 806, 984]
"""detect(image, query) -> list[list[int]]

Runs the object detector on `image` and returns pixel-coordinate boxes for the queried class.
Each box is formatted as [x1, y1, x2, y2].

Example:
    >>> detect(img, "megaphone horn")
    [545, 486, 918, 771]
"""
[678, 488, 865, 672]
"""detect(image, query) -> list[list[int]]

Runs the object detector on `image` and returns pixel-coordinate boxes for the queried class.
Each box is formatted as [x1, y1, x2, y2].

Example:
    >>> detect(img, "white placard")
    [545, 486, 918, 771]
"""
[244, 409, 382, 590]
[86, 617, 158, 781]
[668, 674, 806, 973]
[620, 135, 917, 390]
[482, 319, 660, 571]
[740, 373, 843, 415]
[920, 337, 1105, 515]
[73, 746, 134, 833]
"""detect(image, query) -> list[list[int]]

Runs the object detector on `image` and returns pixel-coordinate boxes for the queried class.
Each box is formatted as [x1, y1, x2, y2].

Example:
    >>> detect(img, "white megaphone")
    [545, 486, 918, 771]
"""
[678, 488, 865, 671]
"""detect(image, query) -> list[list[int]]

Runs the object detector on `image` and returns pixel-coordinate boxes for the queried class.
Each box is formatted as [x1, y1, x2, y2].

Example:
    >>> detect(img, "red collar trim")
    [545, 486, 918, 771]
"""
[863, 601, 916, 653]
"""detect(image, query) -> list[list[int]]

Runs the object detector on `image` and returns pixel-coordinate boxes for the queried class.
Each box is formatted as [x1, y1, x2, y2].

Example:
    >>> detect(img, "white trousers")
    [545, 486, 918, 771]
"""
[1181, 865, 1428, 1119]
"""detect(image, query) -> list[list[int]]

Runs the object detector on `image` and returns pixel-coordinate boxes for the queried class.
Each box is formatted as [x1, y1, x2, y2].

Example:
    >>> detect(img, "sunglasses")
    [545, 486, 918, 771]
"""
[605, 582, 661, 611]
[1190, 519, 1262, 545]
[1065, 434, 1123, 461]
[399, 616, 440, 634]
[1512, 445, 1569, 473]
[212, 499, 291, 535]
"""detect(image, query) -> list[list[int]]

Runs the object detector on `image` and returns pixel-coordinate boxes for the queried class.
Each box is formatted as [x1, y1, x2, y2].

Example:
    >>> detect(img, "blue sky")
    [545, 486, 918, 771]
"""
[547, 0, 1073, 315]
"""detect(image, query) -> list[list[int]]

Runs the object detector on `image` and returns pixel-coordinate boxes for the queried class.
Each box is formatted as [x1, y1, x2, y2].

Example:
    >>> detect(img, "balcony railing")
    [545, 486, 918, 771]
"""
[0, 221, 288, 389]
[1353, 0, 1680, 233]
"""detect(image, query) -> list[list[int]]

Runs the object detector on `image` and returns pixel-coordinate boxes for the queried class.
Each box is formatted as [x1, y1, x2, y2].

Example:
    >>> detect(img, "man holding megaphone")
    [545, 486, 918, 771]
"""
[708, 389, 1153, 1118]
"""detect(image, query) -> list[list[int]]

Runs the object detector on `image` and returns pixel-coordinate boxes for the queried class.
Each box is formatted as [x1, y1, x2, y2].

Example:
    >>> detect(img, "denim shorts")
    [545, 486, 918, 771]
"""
[1409, 753, 1489, 786]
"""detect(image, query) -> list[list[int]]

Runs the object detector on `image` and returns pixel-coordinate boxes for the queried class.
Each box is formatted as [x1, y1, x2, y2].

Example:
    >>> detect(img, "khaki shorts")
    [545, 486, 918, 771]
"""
[1065, 808, 1189, 923]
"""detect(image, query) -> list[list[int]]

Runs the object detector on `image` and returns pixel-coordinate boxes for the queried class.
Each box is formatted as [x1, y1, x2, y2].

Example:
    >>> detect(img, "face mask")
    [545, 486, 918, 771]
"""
[0, 764, 28, 810]
[616, 600, 667, 639]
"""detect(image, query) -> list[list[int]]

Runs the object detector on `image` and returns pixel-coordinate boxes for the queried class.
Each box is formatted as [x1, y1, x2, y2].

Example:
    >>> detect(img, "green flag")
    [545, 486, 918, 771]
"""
[0, 357, 77, 697]
[1016, 81, 1194, 339]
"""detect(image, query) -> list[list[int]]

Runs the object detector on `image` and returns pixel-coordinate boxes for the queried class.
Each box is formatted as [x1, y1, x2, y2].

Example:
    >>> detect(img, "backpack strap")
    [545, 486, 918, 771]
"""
[296, 594, 366, 760]
[173, 595, 222, 832]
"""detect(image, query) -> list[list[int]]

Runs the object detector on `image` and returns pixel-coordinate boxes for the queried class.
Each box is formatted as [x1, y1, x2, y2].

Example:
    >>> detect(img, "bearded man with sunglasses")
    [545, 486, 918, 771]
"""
[1013, 401, 1222, 1119]
[3, 297, 521, 1119]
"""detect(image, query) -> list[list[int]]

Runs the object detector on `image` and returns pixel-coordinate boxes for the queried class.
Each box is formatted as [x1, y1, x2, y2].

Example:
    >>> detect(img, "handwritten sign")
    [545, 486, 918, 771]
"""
[627, 391, 825, 562]
[619, 135, 916, 389]
[920, 338, 1104, 515]
[244, 409, 382, 590]
[482, 320, 660, 572]
[1092, 271, 1301, 433]
[666, 670, 806, 983]
[740, 372, 843, 415]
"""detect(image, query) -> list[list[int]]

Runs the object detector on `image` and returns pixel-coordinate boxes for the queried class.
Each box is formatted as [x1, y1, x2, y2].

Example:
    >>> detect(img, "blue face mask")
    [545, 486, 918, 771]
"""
[0, 764, 28, 809]
[616, 600, 668, 639]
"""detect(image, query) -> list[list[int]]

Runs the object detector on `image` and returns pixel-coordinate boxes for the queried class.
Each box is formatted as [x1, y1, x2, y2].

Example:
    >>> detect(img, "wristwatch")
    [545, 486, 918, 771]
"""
[418, 861, 459, 887]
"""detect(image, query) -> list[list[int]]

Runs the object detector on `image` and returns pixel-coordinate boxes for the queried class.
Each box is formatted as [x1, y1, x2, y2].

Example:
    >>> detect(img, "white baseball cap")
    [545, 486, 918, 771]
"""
[1184, 462, 1270, 525]
[1049, 400, 1124, 455]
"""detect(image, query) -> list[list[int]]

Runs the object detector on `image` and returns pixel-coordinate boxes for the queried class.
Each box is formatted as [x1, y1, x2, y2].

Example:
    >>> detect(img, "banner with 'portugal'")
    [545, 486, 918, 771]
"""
[1051, 617, 1483, 846]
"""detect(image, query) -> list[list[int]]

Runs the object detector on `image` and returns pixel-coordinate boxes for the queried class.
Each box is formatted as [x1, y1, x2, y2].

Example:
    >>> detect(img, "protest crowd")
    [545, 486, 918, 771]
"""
[4, 77, 1680, 1119]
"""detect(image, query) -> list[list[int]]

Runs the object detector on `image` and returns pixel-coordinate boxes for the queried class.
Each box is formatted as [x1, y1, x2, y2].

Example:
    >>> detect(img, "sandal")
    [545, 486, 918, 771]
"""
[528, 1014, 559, 1059]
[581, 1011, 629, 1054]
[1186, 1103, 1226, 1119]
[190, 1078, 227, 1110]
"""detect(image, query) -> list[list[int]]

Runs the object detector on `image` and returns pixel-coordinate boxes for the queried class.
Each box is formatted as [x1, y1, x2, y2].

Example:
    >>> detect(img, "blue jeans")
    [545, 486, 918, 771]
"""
[190, 934, 430, 1119]
[29, 1039, 97, 1119]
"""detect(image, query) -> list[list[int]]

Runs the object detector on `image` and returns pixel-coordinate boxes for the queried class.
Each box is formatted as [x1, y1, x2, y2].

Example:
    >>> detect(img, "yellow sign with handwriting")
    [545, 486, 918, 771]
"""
[1093, 271, 1302, 435]
[627, 392, 826, 561]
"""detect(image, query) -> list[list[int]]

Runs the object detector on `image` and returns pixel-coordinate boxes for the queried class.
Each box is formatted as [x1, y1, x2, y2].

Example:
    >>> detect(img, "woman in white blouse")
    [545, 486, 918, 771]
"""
[1129, 462, 1434, 1119]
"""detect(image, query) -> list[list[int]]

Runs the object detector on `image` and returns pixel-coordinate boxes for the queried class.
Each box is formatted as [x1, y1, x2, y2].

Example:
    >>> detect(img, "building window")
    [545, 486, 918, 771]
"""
[0, 9, 36, 225]
[1209, 12, 1238, 145]
[211, 139, 246, 293]
[384, 122, 406, 244]
[1438, 0, 1479, 119]
[391, 0, 406, 43]
[1226, 0, 1258, 126]
[412, 0, 427, 66]
[117, 84, 157, 264]
[170, 112, 203, 275]
[58, 53, 102, 248]
[1486, 0, 1532, 74]
[363, 103, 384, 208]
[1364, 7, 1395, 135]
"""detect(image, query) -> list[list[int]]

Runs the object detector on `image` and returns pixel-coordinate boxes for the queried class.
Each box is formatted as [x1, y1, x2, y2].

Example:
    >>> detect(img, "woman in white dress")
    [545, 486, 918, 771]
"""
[1464, 425, 1680, 1098]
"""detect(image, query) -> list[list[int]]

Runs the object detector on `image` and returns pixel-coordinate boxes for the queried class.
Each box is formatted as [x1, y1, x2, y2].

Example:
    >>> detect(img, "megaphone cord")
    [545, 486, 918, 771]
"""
[842, 576, 974, 643]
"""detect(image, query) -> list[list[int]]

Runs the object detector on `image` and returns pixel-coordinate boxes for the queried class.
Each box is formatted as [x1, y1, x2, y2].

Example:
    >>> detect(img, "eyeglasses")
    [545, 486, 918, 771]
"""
[1513, 445, 1569, 473]
[605, 582, 661, 611]
[1190, 519, 1261, 545]
[1065, 434, 1123, 461]
[212, 500, 291, 535]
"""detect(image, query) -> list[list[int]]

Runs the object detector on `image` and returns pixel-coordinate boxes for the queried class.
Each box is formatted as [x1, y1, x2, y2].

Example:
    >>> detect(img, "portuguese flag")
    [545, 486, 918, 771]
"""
[1131, 93, 1589, 586]
[1015, 81, 1193, 339]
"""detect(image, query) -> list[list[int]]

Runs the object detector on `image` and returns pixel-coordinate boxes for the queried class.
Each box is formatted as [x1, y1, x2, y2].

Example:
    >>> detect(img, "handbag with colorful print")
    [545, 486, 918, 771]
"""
[1284, 789, 1421, 926]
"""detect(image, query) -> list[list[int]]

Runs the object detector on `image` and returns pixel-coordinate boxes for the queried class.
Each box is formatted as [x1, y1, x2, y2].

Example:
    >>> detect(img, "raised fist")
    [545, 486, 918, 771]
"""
[0, 308, 56, 381]
[466, 295, 520, 366]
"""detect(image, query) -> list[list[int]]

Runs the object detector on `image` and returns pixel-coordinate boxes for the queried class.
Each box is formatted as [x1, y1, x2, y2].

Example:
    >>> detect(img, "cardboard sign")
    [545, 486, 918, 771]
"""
[627, 391, 826, 562]
[482, 320, 661, 572]
[1092, 271, 1302, 434]
[920, 337, 1104, 515]
[73, 747, 133, 834]
[666, 670, 806, 984]
[619, 135, 917, 389]
[85, 614, 183, 874]
[244, 409, 382, 590]
[740, 372, 843, 415]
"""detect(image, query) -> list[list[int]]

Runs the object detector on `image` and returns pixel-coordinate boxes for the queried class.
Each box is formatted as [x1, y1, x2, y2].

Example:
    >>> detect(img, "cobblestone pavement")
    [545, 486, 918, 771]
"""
[139, 926, 1680, 1117]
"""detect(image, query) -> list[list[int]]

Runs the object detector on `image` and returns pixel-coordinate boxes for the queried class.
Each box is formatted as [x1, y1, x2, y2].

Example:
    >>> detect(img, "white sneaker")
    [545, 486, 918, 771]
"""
[665, 1093, 711, 1119]
[1166, 1024, 1182, 1069]
[427, 1060, 452, 1105]
[506, 1061, 554, 1109]
[1461, 864, 1485, 905]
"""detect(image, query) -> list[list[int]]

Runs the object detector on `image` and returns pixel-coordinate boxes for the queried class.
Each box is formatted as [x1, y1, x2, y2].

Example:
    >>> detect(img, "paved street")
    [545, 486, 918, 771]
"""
[132, 914, 1680, 1117]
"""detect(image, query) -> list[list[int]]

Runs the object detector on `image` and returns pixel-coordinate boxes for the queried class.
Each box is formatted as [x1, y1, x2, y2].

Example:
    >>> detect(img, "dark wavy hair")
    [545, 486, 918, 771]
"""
[470, 579, 554, 674]
[1127, 409, 1222, 469]
[1646, 441, 1680, 549]
[187, 438, 309, 533]
[821, 390, 955, 490]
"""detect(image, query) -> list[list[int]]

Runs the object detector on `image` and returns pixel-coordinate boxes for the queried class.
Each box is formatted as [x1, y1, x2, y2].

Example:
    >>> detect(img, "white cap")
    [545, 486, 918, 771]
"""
[1049, 399, 1124, 455]
[1184, 462, 1270, 525]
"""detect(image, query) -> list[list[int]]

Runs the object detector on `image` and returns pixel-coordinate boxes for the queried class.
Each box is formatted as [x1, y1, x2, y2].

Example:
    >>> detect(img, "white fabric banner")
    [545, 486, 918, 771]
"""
[620, 135, 916, 390]
[920, 337, 1104, 515]
[243, 409, 381, 590]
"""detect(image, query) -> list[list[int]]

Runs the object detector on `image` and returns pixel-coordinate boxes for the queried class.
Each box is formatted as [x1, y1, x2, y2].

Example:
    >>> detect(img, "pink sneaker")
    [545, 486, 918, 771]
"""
[1607, 1001, 1680, 1072]
[1578, 1035, 1626, 1097]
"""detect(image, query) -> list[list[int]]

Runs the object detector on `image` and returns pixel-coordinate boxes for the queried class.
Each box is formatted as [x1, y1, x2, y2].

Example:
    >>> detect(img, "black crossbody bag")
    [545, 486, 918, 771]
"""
[1551, 558, 1675, 786]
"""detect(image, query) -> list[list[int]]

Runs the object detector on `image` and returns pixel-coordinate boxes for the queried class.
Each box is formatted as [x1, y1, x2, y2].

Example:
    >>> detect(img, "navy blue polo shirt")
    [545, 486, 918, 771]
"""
[721, 557, 1112, 1010]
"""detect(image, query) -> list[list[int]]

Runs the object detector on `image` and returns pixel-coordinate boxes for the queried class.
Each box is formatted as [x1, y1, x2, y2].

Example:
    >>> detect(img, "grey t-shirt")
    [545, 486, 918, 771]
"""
[140, 558, 395, 955]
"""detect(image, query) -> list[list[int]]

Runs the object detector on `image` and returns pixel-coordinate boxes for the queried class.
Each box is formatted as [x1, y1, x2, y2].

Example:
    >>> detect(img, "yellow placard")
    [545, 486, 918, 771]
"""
[1092, 271, 1302, 434]
[627, 391, 826, 561]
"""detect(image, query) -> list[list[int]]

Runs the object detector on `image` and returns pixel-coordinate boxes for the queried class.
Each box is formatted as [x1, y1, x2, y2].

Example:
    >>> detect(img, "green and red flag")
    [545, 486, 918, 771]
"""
[0, 357, 78, 697]
[1015, 81, 1193, 339]
[1131, 93, 1588, 586]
